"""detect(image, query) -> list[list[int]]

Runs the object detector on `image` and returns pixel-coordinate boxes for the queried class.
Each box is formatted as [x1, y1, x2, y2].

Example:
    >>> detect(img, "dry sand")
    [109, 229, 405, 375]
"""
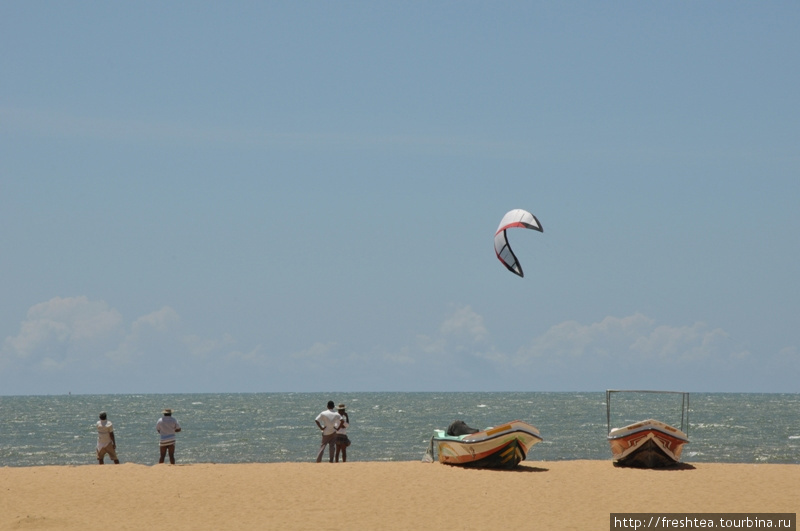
[1, 460, 797, 530]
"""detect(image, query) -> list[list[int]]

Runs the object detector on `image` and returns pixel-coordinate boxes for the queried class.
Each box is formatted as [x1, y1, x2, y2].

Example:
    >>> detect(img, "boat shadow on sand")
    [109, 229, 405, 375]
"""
[512, 465, 549, 473]
[466, 464, 549, 473]
[612, 462, 696, 471]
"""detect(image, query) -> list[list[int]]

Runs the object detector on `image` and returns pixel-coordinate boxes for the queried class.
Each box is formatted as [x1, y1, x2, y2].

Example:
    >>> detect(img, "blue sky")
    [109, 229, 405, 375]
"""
[2, 2, 798, 395]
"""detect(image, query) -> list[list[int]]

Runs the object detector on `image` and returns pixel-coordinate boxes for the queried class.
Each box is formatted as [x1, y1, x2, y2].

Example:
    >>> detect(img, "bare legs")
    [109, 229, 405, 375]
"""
[335, 443, 347, 463]
[159, 444, 176, 464]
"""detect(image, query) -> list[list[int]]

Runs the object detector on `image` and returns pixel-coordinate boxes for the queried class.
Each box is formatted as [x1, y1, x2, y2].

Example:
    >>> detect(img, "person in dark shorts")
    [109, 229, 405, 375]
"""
[334, 403, 350, 463]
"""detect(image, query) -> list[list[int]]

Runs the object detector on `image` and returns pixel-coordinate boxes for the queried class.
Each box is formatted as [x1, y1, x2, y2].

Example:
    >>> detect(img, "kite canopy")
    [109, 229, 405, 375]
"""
[494, 208, 543, 277]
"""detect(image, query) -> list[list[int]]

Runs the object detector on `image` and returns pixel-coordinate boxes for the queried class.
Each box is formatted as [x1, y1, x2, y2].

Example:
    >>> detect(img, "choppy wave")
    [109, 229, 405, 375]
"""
[0, 392, 798, 467]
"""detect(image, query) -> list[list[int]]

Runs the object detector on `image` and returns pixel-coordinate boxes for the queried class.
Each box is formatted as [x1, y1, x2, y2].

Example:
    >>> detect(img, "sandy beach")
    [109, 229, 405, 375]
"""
[0, 460, 796, 531]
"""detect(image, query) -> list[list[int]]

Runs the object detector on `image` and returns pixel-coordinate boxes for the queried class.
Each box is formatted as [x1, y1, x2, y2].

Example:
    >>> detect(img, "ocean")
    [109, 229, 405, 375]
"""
[1, 392, 798, 467]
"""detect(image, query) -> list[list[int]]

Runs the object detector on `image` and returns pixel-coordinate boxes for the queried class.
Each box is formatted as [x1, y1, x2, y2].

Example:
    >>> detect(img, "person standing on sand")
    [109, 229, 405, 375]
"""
[96, 411, 119, 464]
[334, 403, 350, 463]
[315, 400, 342, 463]
[156, 408, 181, 464]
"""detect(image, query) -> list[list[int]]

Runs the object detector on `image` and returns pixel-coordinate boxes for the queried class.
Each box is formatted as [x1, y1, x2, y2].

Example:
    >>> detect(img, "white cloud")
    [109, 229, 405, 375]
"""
[415, 305, 489, 358]
[439, 305, 488, 343]
[394, 308, 759, 390]
[2, 296, 123, 369]
[131, 306, 180, 334]
[223, 344, 267, 365]
[2, 298, 227, 374]
[515, 313, 750, 367]
[1, 296, 785, 393]
[106, 306, 182, 364]
[291, 341, 337, 361]
[185, 333, 237, 359]
[377, 346, 416, 365]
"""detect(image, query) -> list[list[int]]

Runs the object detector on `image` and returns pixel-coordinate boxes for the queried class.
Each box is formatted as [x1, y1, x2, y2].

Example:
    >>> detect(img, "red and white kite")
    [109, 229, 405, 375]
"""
[494, 209, 543, 277]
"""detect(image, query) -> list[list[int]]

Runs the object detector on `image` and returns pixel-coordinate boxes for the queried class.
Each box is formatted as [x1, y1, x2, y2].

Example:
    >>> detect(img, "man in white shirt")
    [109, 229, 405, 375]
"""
[314, 400, 342, 463]
[156, 408, 182, 464]
[96, 411, 119, 464]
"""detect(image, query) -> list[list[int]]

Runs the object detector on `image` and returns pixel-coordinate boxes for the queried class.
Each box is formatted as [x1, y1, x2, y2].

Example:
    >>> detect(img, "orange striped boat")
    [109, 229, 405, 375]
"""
[608, 418, 689, 468]
[606, 390, 690, 468]
[426, 420, 542, 469]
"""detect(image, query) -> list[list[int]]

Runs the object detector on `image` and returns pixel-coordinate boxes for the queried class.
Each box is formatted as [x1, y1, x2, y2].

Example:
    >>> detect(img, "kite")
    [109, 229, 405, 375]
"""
[494, 208, 543, 277]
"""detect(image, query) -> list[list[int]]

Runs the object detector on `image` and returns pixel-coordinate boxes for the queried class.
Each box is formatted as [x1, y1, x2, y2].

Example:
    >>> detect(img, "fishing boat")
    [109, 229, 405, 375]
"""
[606, 390, 690, 468]
[425, 420, 542, 469]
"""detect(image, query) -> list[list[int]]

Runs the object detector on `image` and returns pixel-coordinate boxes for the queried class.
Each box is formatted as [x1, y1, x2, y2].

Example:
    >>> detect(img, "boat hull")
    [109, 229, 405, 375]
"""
[608, 419, 689, 468]
[433, 420, 542, 469]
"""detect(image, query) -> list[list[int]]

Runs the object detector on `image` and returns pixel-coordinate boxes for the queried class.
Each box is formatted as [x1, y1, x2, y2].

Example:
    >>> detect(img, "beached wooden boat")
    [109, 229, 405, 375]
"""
[607, 418, 689, 468]
[426, 420, 542, 469]
[606, 390, 690, 468]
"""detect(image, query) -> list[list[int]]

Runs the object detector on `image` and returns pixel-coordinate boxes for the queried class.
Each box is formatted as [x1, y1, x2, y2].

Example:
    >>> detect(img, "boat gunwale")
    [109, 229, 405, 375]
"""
[431, 420, 542, 445]
[607, 419, 689, 443]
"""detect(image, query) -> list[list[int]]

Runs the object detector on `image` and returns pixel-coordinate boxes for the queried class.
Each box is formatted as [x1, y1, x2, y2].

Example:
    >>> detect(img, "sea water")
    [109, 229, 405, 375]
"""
[0, 392, 798, 467]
